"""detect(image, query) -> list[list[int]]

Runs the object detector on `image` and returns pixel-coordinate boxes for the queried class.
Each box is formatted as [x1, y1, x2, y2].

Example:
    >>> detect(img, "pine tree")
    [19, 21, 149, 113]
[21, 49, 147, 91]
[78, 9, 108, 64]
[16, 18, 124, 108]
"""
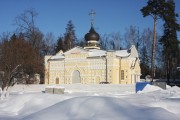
[141, 0, 180, 82]
[64, 20, 77, 51]
[55, 36, 64, 53]
[159, 0, 180, 83]
[141, 0, 165, 80]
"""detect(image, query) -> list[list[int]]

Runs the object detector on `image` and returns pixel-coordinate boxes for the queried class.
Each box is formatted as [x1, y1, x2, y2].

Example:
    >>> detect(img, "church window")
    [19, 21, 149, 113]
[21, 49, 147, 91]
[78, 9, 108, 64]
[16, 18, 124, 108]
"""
[56, 77, 59, 84]
[121, 70, 124, 80]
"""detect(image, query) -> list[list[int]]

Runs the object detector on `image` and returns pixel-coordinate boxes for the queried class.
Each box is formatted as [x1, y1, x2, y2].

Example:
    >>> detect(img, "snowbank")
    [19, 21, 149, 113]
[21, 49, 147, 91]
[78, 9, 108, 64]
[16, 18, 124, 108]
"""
[46, 85, 65, 89]
[0, 84, 180, 120]
[139, 84, 163, 93]
[21, 96, 180, 120]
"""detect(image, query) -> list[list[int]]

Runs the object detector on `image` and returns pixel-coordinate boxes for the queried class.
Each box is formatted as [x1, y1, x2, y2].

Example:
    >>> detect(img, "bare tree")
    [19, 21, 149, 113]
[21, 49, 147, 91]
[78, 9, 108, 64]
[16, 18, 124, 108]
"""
[139, 28, 164, 79]
[110, 32, 122, 50]
[42, 32, 55, 55]
[0, 64, 24, 100]
[14, 8, 44, 54]
[100, 34, 109, 50]
[0, 32, 11, 43]
[140, 28, 153, 59]
[124, 25, 139, 49]
[15, 8, 37, 32]
[0, 33, 43, 99]
[100, 32, 122, 50]
[139, 28, 153, 78]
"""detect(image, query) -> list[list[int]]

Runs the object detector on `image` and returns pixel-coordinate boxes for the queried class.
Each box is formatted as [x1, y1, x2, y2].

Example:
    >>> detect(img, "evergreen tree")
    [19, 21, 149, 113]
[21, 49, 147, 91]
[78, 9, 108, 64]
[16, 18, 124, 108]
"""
[10, 34, 17, 41]
[140, 46, 150, 79]
[141, 0, 165, 80]
[64, 20, 77, 51]
[55, 36, 64, 53]
[159, 0, 180, 83]
[76, 39, 85, 48]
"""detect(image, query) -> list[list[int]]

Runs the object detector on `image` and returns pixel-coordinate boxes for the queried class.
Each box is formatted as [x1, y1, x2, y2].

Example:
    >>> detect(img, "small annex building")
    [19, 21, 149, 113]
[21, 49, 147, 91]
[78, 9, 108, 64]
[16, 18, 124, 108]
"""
[44, 11, 141, 85]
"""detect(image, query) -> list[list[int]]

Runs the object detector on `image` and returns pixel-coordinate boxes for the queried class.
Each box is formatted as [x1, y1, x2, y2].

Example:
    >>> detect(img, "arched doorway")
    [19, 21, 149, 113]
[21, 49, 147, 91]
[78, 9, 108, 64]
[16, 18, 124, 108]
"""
[72, 70, 81, 83]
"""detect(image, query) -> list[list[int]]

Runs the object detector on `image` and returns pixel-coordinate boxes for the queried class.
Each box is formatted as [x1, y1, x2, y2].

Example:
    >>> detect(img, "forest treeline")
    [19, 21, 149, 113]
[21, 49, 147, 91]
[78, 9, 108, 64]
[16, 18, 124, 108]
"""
[0, 0, 179, 87]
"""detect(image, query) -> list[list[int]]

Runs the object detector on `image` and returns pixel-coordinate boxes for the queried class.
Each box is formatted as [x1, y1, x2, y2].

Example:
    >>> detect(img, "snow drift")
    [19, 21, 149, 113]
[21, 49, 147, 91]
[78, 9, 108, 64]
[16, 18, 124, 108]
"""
[21, 96, 180, 120]
[0, 84, 180, 120]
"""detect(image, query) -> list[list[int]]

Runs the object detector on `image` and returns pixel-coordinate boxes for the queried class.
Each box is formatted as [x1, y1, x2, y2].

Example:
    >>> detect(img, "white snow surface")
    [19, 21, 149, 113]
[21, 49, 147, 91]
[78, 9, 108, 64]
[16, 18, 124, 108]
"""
[115, 50, 130, 57]
[50, 53, 64, 60]
[88, 49, 106, 57]
[0, 84, 180, 120]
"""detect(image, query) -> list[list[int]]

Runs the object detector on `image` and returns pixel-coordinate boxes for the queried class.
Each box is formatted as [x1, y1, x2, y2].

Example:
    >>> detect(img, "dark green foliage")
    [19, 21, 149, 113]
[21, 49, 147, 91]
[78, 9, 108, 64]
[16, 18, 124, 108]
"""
[140, 46, 150, 79]
[141, 0, 166, 80]
[141, 0, 180, 81]
[55, 36, 64, 53]
[159, 0, 180, 82]
[141, 0, 165, 18]
[64, 20, 77, 51]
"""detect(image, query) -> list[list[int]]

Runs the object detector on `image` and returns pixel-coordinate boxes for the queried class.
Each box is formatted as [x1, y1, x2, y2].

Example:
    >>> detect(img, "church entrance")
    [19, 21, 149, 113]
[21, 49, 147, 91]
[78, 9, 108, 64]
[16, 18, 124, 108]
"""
[72, 70, 81, 83]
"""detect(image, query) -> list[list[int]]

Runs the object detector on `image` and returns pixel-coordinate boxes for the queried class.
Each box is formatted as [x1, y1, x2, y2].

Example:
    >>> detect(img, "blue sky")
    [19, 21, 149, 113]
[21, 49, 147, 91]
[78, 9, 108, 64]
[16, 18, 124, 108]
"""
[0, 0, 180, 40]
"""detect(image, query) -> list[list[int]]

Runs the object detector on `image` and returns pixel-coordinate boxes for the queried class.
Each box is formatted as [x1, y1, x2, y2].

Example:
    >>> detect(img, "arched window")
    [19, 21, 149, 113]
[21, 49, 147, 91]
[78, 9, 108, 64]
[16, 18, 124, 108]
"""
[56, 77, 59, 84]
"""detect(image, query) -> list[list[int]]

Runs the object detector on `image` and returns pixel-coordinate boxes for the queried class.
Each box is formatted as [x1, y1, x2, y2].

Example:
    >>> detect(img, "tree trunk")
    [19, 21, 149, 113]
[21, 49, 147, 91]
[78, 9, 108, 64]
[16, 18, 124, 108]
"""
[0, 86, 11, 100]
[151, 16, 157, 81]
[0, 87, 7, 100]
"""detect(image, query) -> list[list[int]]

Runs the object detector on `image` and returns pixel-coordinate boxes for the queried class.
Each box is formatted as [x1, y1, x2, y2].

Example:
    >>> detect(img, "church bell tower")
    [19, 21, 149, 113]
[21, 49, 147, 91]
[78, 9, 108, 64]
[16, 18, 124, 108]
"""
[84, 10, 100, 49]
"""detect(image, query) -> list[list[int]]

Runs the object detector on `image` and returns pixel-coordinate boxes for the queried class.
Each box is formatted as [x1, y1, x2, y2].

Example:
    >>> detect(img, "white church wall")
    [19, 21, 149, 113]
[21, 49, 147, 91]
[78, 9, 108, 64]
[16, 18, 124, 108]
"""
[45, 45, 141, 85]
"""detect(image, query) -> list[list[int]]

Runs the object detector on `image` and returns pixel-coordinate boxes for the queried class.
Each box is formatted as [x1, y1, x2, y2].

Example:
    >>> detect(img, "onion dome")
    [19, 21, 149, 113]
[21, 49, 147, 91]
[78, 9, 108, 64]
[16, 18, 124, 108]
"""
[85, 27, 100, 41]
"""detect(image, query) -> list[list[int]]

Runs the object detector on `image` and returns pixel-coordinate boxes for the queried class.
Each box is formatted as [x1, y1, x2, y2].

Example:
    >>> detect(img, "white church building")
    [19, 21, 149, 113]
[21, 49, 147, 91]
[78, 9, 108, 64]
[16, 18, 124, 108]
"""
[44, 11, 141, 84]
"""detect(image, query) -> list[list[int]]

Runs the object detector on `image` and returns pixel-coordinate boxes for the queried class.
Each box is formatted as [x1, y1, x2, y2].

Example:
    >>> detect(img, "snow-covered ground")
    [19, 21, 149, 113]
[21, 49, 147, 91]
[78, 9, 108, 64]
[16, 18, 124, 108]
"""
[0, 84, 180, 120]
